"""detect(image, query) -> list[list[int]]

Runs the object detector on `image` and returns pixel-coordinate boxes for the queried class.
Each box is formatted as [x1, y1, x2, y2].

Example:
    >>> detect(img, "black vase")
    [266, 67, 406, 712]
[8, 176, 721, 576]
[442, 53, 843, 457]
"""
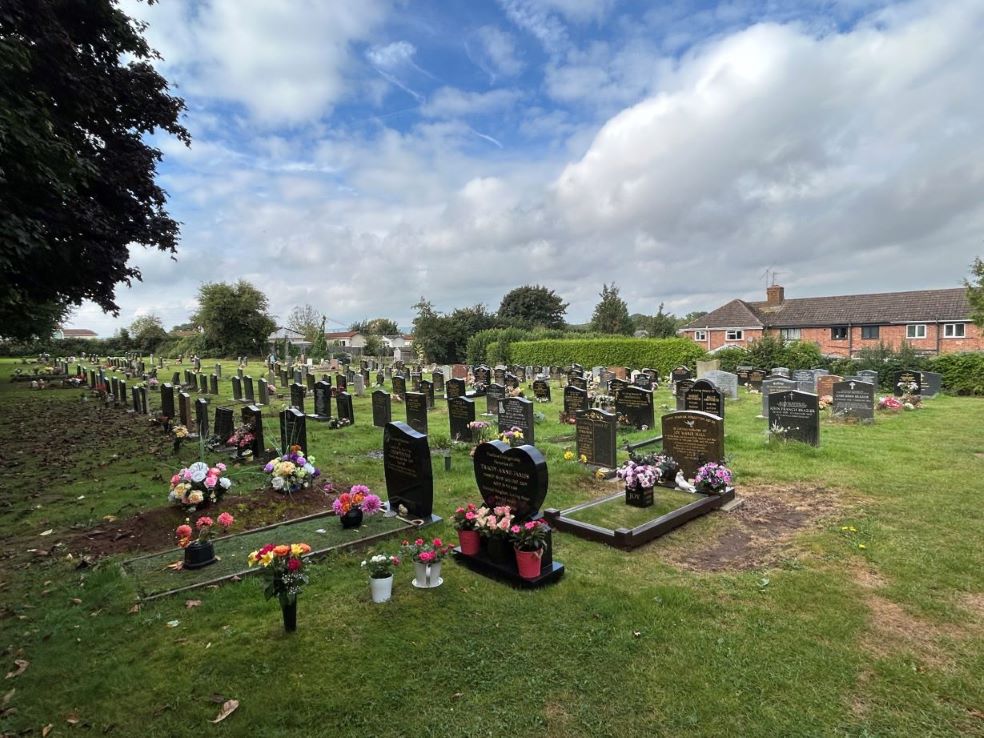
[183, 540, 216, 570]
[281, 598, 297, 632]
[341, 508, 364, 529]
[485, 536, 511, 565]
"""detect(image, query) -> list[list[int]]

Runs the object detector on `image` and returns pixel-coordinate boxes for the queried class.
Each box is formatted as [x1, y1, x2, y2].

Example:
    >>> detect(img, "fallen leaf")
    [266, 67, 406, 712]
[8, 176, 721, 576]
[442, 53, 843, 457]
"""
[5, 660, 29, 679]
[66, 711, 81, 725]
[40, 529, 53, 536]
[210, 699, 239, 724]
[185, 600, 202, 609]
[165, 561, 183, 571]
[42, 724, 53, 737]
[3, 688, 14, 705]
[128, 604, 140, 614]
[165, 620, 180, 628]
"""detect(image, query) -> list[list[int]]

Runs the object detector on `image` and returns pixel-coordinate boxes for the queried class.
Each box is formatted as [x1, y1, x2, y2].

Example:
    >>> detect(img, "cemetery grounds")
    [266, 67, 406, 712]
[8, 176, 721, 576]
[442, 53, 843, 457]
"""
[0, 357, 981, 737]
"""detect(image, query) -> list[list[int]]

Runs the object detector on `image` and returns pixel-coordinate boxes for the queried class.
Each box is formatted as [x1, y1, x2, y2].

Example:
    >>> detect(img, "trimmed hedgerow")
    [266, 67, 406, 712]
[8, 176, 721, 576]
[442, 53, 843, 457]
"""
[510, 338, 705, 376]
[928, 352, 984, 395]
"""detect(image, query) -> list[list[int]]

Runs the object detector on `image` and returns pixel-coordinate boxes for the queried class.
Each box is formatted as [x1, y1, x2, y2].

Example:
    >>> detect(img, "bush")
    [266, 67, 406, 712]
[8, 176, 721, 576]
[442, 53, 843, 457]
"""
[928, 352, 984, 395]
[509, 338, 705, 376]
[714, 347, 747, 373]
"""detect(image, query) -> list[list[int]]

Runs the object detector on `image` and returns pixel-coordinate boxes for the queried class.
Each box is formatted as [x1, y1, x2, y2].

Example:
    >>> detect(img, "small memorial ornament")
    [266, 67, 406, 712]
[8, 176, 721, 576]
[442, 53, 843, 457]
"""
[616, 460, 660, 508]
[401, 537, 454, 588]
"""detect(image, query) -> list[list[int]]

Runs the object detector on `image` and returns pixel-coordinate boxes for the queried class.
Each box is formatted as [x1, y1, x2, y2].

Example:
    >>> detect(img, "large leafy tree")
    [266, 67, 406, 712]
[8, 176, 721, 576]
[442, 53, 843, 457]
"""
[192, 281, 276, 357]
[591, 283, 633, 335]
[967, 257, 984, 328]
[350, 317, 400, 335]
[129, 313, 167, 353]
[632, 303, 681, 338]
[0, 0, 189, 339]
[497, 285, 568, 329]
[286, 304, 322, 342]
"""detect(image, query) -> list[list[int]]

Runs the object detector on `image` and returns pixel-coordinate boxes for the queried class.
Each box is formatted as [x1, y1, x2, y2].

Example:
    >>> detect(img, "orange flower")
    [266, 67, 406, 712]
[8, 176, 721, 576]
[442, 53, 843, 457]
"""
[273, 544, 291, 557]
[297, 543, 311, 554]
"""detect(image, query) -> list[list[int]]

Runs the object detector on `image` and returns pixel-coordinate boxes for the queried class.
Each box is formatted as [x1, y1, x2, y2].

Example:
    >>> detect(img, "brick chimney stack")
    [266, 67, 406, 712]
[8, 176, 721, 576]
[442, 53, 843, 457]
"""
[766, 284, 785, 305]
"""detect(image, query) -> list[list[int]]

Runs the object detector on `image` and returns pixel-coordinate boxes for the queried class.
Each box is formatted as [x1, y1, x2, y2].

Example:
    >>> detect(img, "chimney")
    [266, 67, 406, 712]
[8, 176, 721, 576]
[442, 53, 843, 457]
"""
[766, 284, 785, 305]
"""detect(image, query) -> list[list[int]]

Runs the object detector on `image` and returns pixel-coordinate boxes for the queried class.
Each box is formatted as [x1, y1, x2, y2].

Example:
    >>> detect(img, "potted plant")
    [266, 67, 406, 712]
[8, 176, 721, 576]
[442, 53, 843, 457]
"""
[616, 460, 660, 507]
[226, 422, 255, 457]
[361, 552, 401, 603]
[264, 445, 321, 495]
[451, 502, 482, 555]
[510, 519, 550, 580]
[400, 537, 454, 588]
[331, 484, 383, 528]
[246, 542, 312, 632]
[168, 461, 233, 510]
[498, 427, 525, 447]
[176, 512, 234, 570]
[693, 462, 733, 495]
[476, 505, 514, 564]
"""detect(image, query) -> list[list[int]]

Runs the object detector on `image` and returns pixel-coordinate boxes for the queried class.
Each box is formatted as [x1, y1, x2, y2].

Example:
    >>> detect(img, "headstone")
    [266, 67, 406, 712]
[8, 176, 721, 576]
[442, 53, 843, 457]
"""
[231, 375, 243, 402]
[598, 370, 613, 392]
[473, 365, 491, 386]
[736, 366, 752, 387]
[633, 372, 654, 390]
[354, 373, 365, 397]
[372, 389, 392, 428]
[761, 377, 798, 417]
[608, 378, 629, 401]
[130, 385, 140, 413]
[117, 379, 127, 407]
[243, 375, 256, 403]
[661, 411, 725, 480]
[696, 360, 720, 378]
[575, 409, 617, 468]
[493, 367, 506, 385]
[294, 369, 303, 386]
[473, 441, 547, 521]
[446, 377, 466, 399]
[747, 368, 767, 392]
[768, 390, 820, 446]
[198, 373, 208, 394]
[178, 392, 192, 428]
[195, 398, 209, 437]
[614, 385, 654, 429]
[532, 379, 551, 402]
[448, 396, 476, 442]
[290, 383, 306, 413]
[793, 369, 817, 393]
[485, 383, 506, 416]
[704, 370, 739, 400]
[335, 373, 347, 393]
[161, 383, 175, 418]
[920, 371, 941, 398]
[383, 422, 434, 519]
[310, 380, 331, 420]
[504, 372, 520, 390]
[498, 396, 535, 445]
[893, 369, 922, 397]
[816, 374, 842, 398]
[684, 379, 724, 418]
[563, 385, 590, 416]
[306, 373, 316, 392]
[832, 380, 875, 423]
[336, 392, 354, 424]
[214, 363, 222, 378]
[279, 408, 308, 452]
[514, 366, 526, 383]
[213, 407, 233, 444]
[674, 379, 696, 411]
[210, 374, 219, 395]
[258, 379, 269, 406]
[452, 364, 469, 380]
[858, 369, 879, 387]
[432, 370, 445, 396]
[279, 369, 289, 387]
[404, 391, 428, 434]
[770, 367, 791, 378]
[420, 379, 435, 409]
[569, 375, 588, 391]
[410, 372, 421, 392]
[136, 385, 149, 414]
[392, 375, 406, 399]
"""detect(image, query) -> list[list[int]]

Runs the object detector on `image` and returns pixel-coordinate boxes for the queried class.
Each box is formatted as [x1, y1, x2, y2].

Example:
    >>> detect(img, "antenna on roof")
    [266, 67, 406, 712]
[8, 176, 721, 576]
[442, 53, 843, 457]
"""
[760, 267, 772, 288]
[770, 271, 783, 286]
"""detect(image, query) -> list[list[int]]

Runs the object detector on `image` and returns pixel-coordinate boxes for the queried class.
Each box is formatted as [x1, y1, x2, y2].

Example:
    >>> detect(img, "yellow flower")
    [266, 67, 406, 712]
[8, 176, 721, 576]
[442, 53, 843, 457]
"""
[563, 451, 574, 461]
[858, 544, 867, 550]
[291, 543, 304, 556]
[247, 552, 258, 566]
[260, 551, 275, 566]
[595, 470, 605, 479]
[579, 454, 588, 463]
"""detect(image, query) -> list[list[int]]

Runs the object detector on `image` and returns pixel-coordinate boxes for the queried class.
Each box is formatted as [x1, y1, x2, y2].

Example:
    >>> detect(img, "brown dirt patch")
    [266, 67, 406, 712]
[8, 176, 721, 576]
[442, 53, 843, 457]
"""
[861, 594, 964, 670]
[664, 483, 845, 572]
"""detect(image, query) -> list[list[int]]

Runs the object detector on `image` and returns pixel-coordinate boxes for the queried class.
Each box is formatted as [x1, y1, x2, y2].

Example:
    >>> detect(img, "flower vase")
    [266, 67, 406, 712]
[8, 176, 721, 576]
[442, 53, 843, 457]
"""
[515, 546, 544, 580]
[370, 575, 393, 603]
[413, 561, 442, 588]
[458, 529, 480, 556]
[340, 508, 363, 529]
[485, 536, 511, 565]
[280, 598, 297, 633]
[182, 540, 216, 570]
[625, 485, 654, 508]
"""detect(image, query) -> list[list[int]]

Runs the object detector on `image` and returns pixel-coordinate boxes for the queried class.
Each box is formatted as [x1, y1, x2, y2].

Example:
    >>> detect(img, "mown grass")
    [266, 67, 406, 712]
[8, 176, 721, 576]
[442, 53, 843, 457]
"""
[0, 356, 981, 737]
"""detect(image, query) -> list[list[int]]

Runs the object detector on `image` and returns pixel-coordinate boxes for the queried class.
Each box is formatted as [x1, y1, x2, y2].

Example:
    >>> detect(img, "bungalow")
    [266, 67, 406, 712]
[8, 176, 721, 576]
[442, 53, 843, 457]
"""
[325, 331, 366, 349]
[381, 334, 414, 350]
[679, 285, 981, 357]
[54, 328, 98, 340]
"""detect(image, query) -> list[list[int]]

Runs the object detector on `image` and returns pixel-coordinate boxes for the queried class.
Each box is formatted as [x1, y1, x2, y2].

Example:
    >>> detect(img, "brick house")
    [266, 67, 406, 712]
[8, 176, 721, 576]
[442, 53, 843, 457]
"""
[679, 285, 982, 357]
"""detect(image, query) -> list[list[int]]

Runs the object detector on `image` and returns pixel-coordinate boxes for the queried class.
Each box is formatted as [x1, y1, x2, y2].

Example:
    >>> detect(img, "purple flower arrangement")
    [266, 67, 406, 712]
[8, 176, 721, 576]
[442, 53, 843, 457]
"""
[693, 462, 733, 495]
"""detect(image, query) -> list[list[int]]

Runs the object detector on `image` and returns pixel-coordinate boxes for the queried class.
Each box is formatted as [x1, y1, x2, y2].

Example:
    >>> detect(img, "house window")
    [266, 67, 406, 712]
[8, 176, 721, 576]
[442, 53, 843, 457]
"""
[943, 323, 965, 338]
[779, 328, 800, 340]
[725, 330, 744, 341]
[693, 330, 707, 341]
[831, 326, 848, 340]
[906, 324, 926, 339]
[861, 326, 879, 340]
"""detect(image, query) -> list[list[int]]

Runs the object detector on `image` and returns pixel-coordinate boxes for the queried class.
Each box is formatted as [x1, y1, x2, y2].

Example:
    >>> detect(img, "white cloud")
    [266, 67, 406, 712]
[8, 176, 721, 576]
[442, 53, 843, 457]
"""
[421, 87, 522, 118]
[468, 26, 525, 82]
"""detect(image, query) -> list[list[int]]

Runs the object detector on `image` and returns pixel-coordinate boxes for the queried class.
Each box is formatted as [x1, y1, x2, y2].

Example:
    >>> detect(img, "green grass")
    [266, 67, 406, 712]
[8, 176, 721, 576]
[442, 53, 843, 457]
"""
[0, 356, 982, 737]
[566, 487, 703, 529]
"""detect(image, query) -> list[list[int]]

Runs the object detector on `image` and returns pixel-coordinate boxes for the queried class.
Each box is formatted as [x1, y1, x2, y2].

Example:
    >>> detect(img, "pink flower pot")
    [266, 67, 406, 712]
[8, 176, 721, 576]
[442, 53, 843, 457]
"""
[458, 529, 480, 556]
[515, 547, 544, 580]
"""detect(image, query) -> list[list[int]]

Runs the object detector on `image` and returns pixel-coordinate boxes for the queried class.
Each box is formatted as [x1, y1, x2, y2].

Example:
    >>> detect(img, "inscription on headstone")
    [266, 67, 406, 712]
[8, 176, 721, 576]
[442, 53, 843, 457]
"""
[473, 441, 547, 521]
[563, 385, 590, 416]
[768, 391, 820, 446]
[575, 409, 617, 468]
[684, 379, 724, 418]
[832, 380, 875, 423]
[405, 391, 428, 434]
[498, 396, 535, 445]
[532, 379, 551, 402]
[661, 411, 725, 480]
[614, 385, 654, 429]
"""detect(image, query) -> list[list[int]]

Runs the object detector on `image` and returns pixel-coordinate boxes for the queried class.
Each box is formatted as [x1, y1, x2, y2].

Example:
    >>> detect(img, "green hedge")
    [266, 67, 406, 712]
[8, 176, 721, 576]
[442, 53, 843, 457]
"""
[928, 352, 984, 395]
[510, 338, 705, 376]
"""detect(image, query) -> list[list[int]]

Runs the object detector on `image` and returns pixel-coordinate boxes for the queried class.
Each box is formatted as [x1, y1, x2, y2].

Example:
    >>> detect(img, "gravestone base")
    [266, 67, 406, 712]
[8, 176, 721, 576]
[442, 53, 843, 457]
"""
[720, 496, 745, 513]
[453, 542, 564, 589]
[307, 413, 331, 423]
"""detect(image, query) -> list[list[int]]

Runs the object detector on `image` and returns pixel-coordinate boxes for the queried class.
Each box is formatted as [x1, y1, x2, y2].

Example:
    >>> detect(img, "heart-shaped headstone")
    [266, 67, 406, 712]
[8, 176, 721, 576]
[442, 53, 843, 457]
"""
[473, 440, 548, 521]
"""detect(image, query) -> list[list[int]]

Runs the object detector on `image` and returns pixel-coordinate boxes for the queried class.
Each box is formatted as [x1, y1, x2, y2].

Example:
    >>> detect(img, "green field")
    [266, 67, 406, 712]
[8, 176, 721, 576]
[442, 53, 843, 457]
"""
[0, 356, 981, 737]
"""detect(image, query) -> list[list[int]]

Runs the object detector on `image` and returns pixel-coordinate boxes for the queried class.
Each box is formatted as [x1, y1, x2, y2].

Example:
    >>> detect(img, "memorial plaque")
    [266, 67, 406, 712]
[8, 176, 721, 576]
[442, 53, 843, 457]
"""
[921, 371, 941, 398]
[614, 385, 654, 429]
[684, 379, 724, 418]
[336, 391, 354, 424]
[448, 395, 476, 442]
[372, 389, 392, 428]
[290, 383, 306, 413]
[312, 380, 331, 420]
[473, 441, 547, 521]
[195, 398, 209, 437]
[279, 407, 308, 452]
[405, 391, 428, 434]
[761, 377, 798, 416]
[497, 396, 535, 445]
[661, 411, 725, 479]
[563, 385, 590, 416]
[214, 407, 234, 444]
[161, 383, 175, 418]
[420, 379, 435, 409]
[383, 422, 434, 518]
[832, 380, 875, 422]
[575, 408, 617, 468]
[485, 383, 506, 416]
[446, 377, 466, 399]
[768, 390, 819, 446]
[532, 379, 551, 402]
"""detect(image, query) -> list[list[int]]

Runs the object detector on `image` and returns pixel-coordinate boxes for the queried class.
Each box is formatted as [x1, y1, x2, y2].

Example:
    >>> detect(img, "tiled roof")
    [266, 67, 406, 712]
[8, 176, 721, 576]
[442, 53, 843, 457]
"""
[61, 328, 97, 337]
[325, 331, 360, 338]
[681, 299, 763, 330]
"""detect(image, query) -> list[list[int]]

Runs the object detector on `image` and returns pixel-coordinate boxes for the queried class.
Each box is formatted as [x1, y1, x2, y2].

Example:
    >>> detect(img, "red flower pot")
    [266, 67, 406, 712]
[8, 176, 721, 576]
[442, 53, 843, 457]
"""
[458, 529, 480, 556]
[515, 546, 544, 580]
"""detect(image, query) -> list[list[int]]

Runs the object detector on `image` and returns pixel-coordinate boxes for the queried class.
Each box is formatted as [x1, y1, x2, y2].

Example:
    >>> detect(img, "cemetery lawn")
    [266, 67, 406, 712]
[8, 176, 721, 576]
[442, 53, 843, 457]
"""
[0, 358, 982, 737]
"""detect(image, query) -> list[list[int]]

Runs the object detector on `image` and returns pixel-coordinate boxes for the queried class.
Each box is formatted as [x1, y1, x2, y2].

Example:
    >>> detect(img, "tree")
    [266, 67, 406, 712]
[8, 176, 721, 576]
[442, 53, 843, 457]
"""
[0, 0, 189, 339]
[632, 303, 681, 338]
[286, 304, 322, 342]
[129, 314, 167, 353]
[351, 318, 400, 335]
[309, 317, 328, 361]
[497, 285, 568, 329]
[363, 334, 383, 357]
[192, 281, 276, 357]
[591, 283, 633, 335]
[966, 257, 984, 328]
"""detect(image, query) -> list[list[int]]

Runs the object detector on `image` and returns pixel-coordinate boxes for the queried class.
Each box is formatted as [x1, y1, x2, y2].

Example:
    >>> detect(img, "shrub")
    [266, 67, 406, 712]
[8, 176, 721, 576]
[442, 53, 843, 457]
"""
[509, 338, 705, 376]
[928, 352, 984, 395]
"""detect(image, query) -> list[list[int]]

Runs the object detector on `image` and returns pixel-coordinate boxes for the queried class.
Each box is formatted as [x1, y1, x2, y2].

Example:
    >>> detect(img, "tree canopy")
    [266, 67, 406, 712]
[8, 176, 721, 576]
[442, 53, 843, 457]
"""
[497, 285, 568, 329]
[591, 283, 633, 335]
[286, 304, 322, 342]
[192, 281, 276, 357]
[0, 0, 189, 340]
[967, 257, 984, 328]
[129, 314, 167, 353]
[351, 317, 400, 335]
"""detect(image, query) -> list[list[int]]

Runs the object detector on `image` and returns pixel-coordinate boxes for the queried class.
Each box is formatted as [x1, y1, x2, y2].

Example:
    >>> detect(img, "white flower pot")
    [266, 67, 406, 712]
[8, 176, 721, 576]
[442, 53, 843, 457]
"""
[413, 561, 442, 588]
[370, 575, 393, 603]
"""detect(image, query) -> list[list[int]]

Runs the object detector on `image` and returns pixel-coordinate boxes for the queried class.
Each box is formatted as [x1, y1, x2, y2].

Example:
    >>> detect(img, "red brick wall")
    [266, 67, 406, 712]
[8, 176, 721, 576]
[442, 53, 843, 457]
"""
[682, 328, 764, 351]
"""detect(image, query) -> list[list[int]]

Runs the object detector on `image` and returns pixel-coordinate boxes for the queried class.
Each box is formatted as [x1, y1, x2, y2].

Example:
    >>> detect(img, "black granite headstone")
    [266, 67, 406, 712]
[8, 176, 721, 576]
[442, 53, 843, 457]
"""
[748, 369, 766, 391]
[214, 407, 235, 444]
[473, 441, 547, 522]
[372, 389, 392, 428]
[569, 375, 588, 391]
[178, 391, 192, 428]
[195, 398, 209, 437]
[832, 380, 875, 422]
[392, 375, 406, 399]
[575, 408, 617, 468]
[893, 369, 922, 396]
[768, 390, 820, 446]
[473, 365, 491, 386]
[405, 391, 428, 434]
[563, 385, 590, 416]
[497, 396, 535, 445]
[684, 379, 724, 418]
[279, 407, 308, 452]
[210, 374, 219, 395]
[614, 385, 654, 429]
[420, 379, 435, 409]
[161, 383, 175, 418]
[432, 370, 445, 396]
[448, 395, 476, 442]
[661, 411, 725, 480]
[485, 383, 506, 415]
[243, 376, 256, 403]
[446, 377, 466, 399]
[383, 422, 434, 518]
[312, 380, 332, 420]
[532, 379, 551, 402]
[290, 383, 306, 414]
[336, 391, 354, 424]
[231, 376, 243, 402]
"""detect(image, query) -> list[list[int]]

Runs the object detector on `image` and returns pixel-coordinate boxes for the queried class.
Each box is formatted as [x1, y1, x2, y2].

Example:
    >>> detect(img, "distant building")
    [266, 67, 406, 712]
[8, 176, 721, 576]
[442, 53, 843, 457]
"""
[267, 328, 311, 351]
[679, 285, 981, 357]
[381, 334, 414, 349]
[325, 330, 366, 349]
[54, 328, 98, 340]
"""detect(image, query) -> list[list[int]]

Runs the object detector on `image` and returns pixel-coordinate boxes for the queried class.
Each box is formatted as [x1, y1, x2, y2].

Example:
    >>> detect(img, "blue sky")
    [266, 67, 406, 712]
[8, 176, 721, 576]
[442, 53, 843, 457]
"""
[75, 0, 984, 334]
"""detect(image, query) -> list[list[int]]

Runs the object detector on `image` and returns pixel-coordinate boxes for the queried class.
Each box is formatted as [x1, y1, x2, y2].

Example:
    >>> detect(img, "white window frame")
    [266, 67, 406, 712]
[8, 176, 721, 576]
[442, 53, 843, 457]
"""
[693, 330, 707, 341]
[725, 329, 744, 341]
[779, 328, 801, 340]
[906, 324, 927, 339]
[943, 323, 965, 338]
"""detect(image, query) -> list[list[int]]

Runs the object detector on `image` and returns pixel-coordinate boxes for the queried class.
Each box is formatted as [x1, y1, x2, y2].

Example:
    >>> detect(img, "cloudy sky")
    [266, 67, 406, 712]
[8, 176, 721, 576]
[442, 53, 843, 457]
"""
[73, 0, 984, 335]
